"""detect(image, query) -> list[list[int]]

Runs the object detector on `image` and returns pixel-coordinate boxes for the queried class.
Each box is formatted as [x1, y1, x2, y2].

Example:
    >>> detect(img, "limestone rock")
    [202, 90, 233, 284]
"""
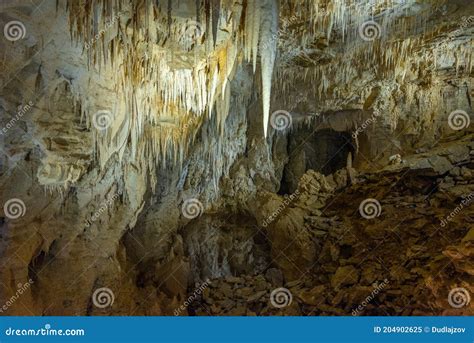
[331, 266, 360, 289]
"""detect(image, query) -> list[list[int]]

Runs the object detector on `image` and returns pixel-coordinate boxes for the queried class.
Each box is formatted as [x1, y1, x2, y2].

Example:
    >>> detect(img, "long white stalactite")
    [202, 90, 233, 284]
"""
[259, 0, 279, 138]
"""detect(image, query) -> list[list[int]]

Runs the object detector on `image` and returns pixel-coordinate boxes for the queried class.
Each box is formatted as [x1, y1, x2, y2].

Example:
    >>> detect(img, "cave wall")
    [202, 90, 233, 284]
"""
[0, 0, 473, 315]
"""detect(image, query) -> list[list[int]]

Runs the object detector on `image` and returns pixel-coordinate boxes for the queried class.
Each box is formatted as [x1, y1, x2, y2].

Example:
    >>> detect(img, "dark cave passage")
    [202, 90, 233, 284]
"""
[306, 129, 355, 175]
[279, 128, 355, 194]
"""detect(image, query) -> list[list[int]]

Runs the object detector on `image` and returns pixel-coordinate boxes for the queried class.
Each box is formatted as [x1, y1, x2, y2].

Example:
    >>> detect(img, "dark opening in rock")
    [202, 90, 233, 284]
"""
[279, 128, 355, 194]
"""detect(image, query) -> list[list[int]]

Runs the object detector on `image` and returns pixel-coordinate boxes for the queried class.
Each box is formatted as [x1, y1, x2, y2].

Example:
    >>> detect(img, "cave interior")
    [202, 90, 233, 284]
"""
[0, 0, 473, 316]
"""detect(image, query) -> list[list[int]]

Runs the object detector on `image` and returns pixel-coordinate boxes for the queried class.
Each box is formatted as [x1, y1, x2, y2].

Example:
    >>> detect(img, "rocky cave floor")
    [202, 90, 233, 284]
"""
[182, 137, 474, 316]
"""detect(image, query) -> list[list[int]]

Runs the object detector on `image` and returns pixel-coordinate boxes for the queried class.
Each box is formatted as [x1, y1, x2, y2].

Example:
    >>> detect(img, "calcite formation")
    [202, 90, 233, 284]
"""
[0, 0, 472, 316]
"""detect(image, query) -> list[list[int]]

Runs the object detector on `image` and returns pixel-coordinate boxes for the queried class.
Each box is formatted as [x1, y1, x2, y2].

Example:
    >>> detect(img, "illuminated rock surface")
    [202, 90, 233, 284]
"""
[0, 0, 472, 315]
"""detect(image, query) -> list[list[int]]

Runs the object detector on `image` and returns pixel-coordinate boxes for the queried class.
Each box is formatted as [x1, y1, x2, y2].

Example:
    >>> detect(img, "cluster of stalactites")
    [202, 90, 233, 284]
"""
[274, 0, 472, 135]
[64, 0, 281, 190]
[64, 0, 460, 190]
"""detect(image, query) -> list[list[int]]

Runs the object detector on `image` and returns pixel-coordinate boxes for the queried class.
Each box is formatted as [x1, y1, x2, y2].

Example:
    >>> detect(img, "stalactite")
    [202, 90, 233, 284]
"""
[196, 0, 201, 23]
[167, 0, 172, 34]
[243, 0, 253, 63]
[251, 0, 260, 73]
[62, 0, 471, 193]
[212, 0, 220, 47]
[205, 0, 211, 49]
[259, 0, 278, 138]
